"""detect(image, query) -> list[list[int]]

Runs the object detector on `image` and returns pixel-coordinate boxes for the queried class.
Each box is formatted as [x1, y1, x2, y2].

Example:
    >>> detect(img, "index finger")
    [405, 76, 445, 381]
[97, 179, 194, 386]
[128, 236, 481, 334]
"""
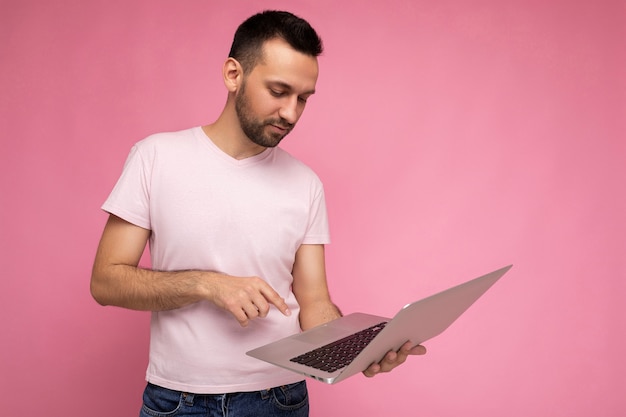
[259, 285, 291, 317]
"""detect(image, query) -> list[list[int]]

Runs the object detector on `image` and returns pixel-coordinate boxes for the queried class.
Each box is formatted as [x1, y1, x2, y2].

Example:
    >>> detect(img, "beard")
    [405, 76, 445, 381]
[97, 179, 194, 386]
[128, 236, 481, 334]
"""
[235, 81, 294, 148]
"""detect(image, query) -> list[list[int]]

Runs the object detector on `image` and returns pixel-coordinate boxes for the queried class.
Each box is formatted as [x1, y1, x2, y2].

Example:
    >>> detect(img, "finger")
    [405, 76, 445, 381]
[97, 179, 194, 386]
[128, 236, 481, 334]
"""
[233, 308, 250, 327]
[384, 350, 399, 364]
[381, 351, 406, 372]
[221, 292, 261, 326]
[242, 301, 262, 321]
[371, 350, 405, 375]
[362, 343, 426, 377]
[364, 350, 398, 377]
[399, 341, 414, 353]
[398, 341, 426, 356]
[259, 285, 291, 317]
[363, 363, 381, 378]
[248, 293, 271, 318]
[410, 344, 427, 355]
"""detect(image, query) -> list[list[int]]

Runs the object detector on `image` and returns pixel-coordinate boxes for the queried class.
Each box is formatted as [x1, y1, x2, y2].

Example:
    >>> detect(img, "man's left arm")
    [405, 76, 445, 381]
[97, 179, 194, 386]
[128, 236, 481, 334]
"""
[291, 244, 426, 378]
[291, 244, 341, 330]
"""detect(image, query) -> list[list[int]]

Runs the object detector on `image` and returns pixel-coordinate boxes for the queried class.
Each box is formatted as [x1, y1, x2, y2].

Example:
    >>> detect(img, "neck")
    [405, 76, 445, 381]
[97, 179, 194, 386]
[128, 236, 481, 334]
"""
[202, 104, 266, 160]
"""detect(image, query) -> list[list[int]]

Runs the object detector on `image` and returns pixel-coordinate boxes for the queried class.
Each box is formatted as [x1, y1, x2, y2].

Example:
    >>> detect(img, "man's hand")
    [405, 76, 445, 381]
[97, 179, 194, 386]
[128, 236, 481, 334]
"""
[362, 341, 427, 377]
[206, 274, 292, 327]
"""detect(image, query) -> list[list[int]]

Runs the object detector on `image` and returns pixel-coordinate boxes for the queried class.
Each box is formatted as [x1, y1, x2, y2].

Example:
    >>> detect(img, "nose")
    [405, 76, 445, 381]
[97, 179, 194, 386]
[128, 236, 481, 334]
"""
[278, 96, 300, 125]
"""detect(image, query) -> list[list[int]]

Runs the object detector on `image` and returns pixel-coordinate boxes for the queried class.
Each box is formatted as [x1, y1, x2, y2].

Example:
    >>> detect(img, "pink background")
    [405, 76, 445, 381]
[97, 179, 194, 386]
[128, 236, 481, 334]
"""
[1, 0, 625, 415]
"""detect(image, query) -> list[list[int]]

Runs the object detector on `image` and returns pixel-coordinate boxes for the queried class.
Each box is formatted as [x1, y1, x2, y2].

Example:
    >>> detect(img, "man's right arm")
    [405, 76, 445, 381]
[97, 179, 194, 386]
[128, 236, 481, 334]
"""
[90, 214, 290, 325]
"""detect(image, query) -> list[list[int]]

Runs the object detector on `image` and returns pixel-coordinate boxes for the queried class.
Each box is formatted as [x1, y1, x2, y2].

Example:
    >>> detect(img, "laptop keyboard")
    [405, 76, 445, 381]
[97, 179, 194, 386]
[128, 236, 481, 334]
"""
[289, 322, 388, 373]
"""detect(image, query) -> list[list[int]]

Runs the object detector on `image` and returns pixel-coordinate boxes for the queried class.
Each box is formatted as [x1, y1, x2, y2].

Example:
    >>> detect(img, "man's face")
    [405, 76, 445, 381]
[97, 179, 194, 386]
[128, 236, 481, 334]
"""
[235, 38, 319, 148]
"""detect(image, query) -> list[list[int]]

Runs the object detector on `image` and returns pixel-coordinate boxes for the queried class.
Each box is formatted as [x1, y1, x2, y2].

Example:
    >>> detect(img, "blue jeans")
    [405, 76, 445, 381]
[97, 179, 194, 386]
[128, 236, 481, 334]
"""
[139, 381, 309, 417]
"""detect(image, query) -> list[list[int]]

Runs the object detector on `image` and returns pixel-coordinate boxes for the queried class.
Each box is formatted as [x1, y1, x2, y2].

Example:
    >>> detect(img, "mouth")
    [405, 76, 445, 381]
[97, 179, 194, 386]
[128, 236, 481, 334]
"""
[268, 123, 292, 135]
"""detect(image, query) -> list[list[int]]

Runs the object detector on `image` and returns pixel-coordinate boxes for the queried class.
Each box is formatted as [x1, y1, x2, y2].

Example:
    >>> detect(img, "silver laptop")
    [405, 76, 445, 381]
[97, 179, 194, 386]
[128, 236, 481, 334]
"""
[247, 265, 512, 384]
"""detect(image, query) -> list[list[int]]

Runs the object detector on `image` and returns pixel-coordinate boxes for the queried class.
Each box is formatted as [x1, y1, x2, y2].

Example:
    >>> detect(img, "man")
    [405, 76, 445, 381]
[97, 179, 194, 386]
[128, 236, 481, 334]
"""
[91, 10, 425, 417]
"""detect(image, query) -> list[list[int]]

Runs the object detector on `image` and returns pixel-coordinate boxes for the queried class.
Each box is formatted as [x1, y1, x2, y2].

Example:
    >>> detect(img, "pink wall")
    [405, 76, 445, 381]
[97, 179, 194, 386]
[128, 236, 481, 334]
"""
[2, 0, 624, 415]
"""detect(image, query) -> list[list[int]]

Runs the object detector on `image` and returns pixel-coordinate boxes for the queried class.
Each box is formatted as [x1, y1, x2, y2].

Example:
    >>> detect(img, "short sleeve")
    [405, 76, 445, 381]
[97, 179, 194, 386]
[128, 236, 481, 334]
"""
[301, 182, 331, 245]
[101, 144, 152, 230]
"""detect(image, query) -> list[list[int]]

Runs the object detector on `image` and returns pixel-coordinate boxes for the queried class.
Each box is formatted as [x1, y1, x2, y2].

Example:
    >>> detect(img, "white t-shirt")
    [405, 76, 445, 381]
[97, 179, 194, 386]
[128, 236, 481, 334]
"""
[102, 127, 331, 393]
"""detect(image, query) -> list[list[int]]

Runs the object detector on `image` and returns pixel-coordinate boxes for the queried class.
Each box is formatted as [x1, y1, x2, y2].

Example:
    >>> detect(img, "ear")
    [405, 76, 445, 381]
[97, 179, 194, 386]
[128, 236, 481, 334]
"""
[223, 57, 243, 93]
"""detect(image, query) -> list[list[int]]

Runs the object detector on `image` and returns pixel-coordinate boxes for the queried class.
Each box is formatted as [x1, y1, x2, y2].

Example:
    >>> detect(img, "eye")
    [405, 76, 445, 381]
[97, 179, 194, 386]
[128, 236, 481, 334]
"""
[270, 89, 285, 97]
